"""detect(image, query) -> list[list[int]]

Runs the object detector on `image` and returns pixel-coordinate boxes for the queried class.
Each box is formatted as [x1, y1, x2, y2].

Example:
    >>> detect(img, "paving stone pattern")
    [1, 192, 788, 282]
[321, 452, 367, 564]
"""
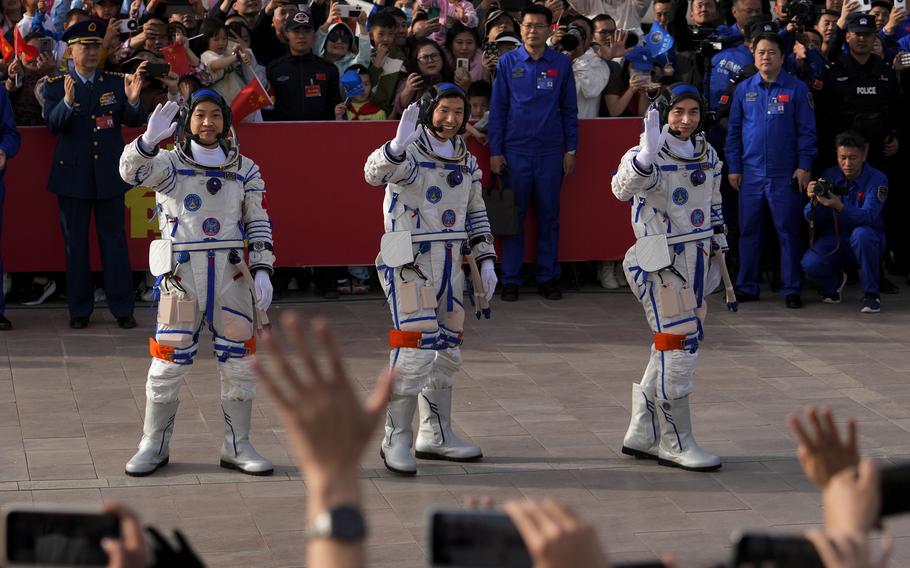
[2, 288, 910, 567]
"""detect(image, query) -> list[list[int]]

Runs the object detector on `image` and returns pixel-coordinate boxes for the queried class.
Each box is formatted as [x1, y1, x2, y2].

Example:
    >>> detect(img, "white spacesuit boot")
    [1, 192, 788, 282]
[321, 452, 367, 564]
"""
[125, 399, 179, 476]
[622, 383, 660, 459]
[654, 395, 721, 472]
[219, 399, 274, 476]
[381, 394, 418, 475]
[415, 387, 482, 461]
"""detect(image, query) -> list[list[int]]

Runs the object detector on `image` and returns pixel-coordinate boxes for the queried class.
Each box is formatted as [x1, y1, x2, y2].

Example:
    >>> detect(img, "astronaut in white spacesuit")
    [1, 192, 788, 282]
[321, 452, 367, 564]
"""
[120, 90, 275, 477]
[612, 83, 732, 472]
[364, 83, 498, 476]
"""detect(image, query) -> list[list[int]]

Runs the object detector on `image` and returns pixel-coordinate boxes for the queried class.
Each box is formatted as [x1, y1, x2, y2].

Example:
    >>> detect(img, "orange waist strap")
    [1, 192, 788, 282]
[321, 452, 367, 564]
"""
[389, 329, 422, 349]
[653, 332, 687, 351]
[149, 337, 175, 361]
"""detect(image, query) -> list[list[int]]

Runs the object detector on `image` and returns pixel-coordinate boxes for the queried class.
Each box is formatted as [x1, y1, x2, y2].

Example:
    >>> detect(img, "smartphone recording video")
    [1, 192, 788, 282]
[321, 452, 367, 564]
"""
[3, 507, 120, 567]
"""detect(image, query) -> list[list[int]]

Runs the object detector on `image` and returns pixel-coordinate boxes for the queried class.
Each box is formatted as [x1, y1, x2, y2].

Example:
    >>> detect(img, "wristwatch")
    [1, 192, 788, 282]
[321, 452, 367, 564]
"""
[303, 506, 367, 542]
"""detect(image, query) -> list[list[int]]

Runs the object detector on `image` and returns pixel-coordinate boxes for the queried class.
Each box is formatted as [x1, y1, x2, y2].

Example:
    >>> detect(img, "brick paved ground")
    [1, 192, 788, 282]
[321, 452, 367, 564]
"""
[1, 284, 909, 567]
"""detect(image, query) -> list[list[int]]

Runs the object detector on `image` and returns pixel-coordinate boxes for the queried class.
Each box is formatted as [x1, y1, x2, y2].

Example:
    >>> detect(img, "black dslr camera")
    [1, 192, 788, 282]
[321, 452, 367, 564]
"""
[812, 177, 849, 198]
[783, 0, 817, 28]
[558, 23, 587, 52]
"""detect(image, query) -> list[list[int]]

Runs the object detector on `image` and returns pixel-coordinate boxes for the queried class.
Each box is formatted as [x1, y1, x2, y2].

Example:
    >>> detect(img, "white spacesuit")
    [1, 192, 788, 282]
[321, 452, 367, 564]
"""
[120, 92, 275, 477]
[364, 84, 498, 475]
[612, 85, 727, 472]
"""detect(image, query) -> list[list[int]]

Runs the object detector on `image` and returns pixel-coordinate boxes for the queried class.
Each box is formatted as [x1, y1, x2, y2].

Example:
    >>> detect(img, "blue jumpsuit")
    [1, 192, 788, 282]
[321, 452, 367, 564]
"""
[725, 69, 817, 298]
[801, 164, 887, 297]
[488, 45, 578, 286]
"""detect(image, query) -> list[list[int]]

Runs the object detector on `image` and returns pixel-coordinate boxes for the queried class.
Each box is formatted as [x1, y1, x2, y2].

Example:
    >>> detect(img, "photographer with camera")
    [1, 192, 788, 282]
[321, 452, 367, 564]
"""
[562, 16, 609, 118]
[801, 131, 887, 313]
[704, 0, 762, 113]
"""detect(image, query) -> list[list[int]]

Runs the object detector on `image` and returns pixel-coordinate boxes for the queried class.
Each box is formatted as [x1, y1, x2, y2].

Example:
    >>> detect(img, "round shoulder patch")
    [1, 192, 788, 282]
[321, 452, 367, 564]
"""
[877, 185, 888, 203]
[672, 187, 689, 206]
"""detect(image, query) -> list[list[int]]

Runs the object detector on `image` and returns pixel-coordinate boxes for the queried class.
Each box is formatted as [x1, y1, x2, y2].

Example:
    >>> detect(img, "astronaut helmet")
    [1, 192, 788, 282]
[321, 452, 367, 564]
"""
[182, 88, 233, 144]
[417, 82, 469, 137]
[655, 82, 707, 138]
[176, 88, 240, 170]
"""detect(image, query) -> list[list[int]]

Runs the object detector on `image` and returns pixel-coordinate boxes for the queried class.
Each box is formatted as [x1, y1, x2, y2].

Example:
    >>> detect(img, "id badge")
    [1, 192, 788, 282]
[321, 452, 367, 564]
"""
[95, 114, 115, 129]
[679, 286, 697, 311]
[767, 102, 784, 115]
[536, 73, 554, 90]
[658, 284, 680, 318]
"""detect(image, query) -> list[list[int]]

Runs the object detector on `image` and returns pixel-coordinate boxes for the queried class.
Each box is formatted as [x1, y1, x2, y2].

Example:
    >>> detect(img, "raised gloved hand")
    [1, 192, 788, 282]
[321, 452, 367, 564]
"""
[712, 232, 729, 253]
[254, 270, 273, 312]
[634, 107, 669, 171]
[389, 102, 421, 156]
[481, 259, 497, 301]
[141, 101, 180, 150]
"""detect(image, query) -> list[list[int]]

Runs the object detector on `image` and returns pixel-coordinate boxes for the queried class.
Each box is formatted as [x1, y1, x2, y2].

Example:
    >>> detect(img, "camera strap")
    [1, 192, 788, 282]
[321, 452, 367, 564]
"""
[808, 201, 841, 258]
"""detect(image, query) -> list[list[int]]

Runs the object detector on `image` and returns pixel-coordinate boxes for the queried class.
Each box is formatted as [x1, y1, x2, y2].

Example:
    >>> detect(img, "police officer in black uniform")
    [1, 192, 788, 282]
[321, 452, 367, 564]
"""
[816, 13, 901, 167]
[265, 9, 342, 121]
[43, 19, 148, 329]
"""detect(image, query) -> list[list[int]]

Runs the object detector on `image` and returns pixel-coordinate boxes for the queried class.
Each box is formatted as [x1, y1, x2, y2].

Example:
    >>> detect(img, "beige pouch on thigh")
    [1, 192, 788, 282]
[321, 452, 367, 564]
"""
[398, 281, 420, 314]
[158, 293, 178, 325]
[658, 283, 680, 318]
[679, 286, 697, 311]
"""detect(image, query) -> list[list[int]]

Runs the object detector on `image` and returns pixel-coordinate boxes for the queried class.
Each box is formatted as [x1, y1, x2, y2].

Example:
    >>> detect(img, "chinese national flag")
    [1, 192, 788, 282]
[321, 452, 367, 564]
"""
[0, 34, 12, 61]
[161, 44, 191, 76]
[230, 75, 271, 124]
[13, 27, 37, 62]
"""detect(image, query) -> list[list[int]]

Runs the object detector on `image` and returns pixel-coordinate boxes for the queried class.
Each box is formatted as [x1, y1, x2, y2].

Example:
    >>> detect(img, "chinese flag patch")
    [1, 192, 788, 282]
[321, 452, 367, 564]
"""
[546, 68, 558, 77]
[778, 94, 790, 102]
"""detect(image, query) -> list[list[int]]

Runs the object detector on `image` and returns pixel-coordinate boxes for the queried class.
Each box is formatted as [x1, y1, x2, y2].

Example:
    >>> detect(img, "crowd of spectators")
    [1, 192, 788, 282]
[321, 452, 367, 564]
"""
[0, 0, 908, 307]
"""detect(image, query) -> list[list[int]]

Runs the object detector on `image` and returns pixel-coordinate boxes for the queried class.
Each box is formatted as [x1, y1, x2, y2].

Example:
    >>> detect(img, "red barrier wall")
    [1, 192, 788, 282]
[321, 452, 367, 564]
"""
[2, 118, 640, 271]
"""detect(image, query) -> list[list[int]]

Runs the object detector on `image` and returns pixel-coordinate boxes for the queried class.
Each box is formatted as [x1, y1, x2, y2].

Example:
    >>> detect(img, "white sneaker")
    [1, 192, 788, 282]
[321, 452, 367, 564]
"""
[615, 261, 629, 287]
[598, 262, 620, 289]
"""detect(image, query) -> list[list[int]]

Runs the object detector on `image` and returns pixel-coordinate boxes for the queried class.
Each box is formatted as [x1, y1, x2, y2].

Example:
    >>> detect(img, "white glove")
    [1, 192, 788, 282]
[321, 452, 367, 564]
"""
[712, 232, 729, 253]
[480, 259, 497, 301]
[388, 102, 421, 156]
[634, 108, 669, 170]
[141, 101, 179, 150]
[254, 270, 273, 312]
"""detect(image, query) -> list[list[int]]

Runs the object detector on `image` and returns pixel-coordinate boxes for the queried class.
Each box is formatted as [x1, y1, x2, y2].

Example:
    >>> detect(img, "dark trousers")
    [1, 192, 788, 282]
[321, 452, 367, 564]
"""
[58, 195, 134, 319]
[500, 151, 564, 286]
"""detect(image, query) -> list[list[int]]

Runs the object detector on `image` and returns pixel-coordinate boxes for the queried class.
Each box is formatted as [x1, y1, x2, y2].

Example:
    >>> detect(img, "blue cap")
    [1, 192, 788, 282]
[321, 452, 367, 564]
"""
[626, 45, 655, 72]
[340, 69, 365, 98]
[61, 19, 106, 45]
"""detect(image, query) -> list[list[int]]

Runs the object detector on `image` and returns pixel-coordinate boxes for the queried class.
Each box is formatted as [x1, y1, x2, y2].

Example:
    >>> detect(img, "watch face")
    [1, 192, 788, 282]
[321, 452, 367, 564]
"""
[330, 507, 367, 541]
[253, 242, 265, 251]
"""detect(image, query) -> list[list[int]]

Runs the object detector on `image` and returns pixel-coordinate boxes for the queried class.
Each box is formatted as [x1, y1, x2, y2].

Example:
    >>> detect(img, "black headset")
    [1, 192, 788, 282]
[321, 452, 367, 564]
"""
[417, 82, 469, 134]
[652, 82, 707, 136]
[182, 88, 233, 142]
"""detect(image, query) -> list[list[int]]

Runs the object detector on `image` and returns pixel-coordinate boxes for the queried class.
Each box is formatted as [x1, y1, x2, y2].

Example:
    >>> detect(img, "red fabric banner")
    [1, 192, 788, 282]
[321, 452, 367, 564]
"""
[2, 119, 641, 271]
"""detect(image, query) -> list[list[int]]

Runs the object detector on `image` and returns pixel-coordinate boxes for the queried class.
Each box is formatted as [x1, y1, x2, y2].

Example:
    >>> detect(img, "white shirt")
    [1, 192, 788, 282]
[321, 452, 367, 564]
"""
[572, 48, 611, 119]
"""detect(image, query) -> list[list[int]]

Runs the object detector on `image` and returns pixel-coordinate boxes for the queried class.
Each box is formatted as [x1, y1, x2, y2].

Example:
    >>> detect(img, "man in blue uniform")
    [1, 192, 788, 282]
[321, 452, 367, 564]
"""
[488, 3, 578, 302]
[802, 131, 888, 313]
[0, 89, 19, 331]
[43, 19, 147, 329]
[725, 31, 817, 309]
